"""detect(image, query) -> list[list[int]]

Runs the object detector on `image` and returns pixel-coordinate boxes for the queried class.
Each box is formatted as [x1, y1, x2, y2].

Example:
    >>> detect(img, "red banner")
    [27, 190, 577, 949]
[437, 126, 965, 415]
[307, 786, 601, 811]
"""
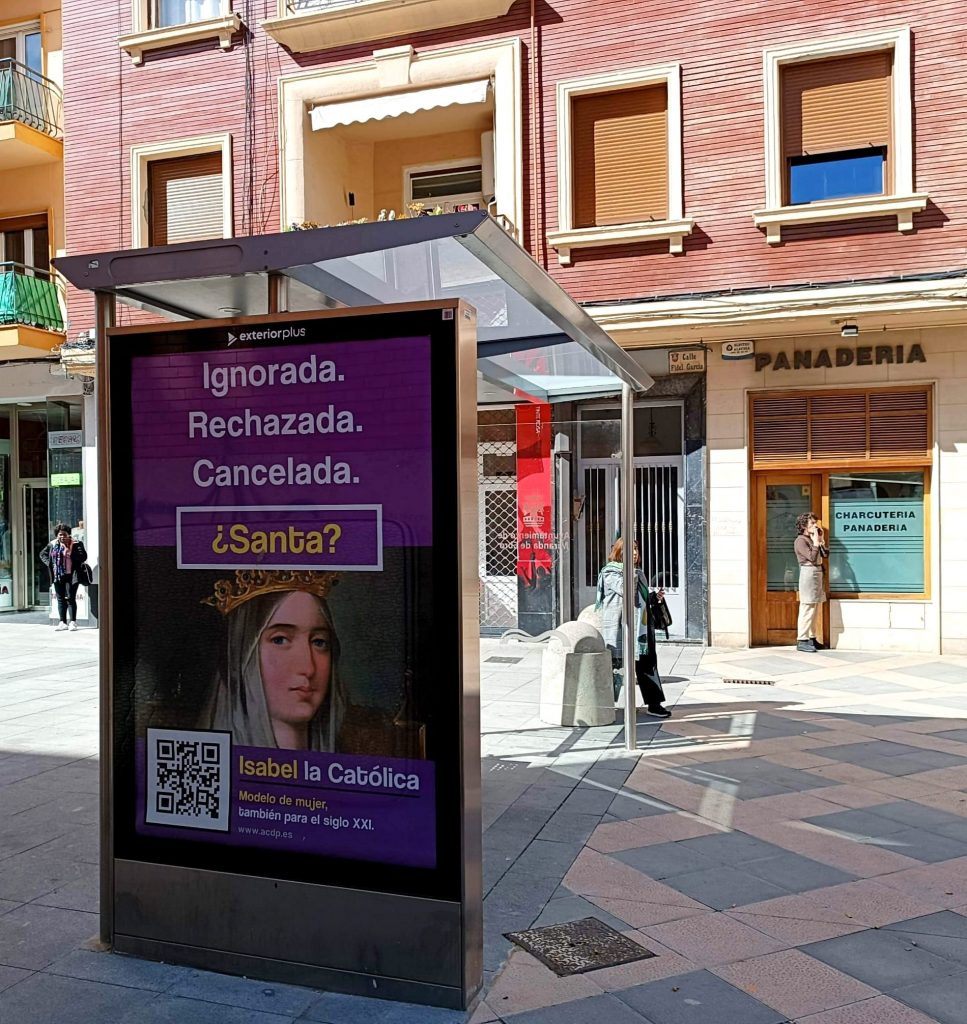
[515, 402, 554, 584]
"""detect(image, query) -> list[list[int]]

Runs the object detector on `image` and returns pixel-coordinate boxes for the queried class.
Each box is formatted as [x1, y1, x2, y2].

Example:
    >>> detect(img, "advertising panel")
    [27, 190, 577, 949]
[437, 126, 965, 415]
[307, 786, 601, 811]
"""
[108, 307, 473, 909]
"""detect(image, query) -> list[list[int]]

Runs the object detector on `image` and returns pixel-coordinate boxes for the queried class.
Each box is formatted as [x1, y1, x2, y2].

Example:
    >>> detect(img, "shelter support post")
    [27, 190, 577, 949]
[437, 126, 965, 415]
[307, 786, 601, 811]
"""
[95, 289, 116, 945]
[268, 272, 288, 314]
[621, 383, 637, 752]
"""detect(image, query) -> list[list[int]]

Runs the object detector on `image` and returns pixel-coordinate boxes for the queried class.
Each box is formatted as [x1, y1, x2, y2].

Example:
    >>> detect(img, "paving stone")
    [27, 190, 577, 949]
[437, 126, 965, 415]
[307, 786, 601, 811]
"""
[742, 851, 858, 893]
[659, 865, 791, 910]
[643, 912, 785, 967]
[612, 842, 718, 881]
[0, 964, 31, 993]
[883, 828, 967, 864]
[775, 994, 938, 1023]
[498, 992, 649, 1024]
[933, 729, 967, 744]
[0, 972, 159, 1024]
[890, 970, 967, 1024]
[804, 809, 910, 839]
[672, 831, 784, 865]
[616, 968, 787, 1024]
[0, 903, 97, 970]
[803, 928, 963, 991]
[532, 895, 631, 934]
[536, 813, 602, 845]
[46, 949, 190, 992]
[135, 993, 295, 1024]
[711, 948, 879, 1019]
[164, 969, 319, 1016]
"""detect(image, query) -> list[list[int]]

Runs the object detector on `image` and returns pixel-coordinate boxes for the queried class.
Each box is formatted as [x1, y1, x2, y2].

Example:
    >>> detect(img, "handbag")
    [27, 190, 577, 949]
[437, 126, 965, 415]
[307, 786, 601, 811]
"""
[79, 563, 94, 586]
[647, 590, 673, 640]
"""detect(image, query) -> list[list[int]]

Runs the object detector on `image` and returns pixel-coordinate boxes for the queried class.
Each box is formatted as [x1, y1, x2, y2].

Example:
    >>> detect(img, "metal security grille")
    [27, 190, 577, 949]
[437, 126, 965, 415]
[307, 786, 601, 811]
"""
[581, 465, 680, 592]
[635, 465, 680, 590]
[478, 409, 518, 632]
[583, 466, 609, 588]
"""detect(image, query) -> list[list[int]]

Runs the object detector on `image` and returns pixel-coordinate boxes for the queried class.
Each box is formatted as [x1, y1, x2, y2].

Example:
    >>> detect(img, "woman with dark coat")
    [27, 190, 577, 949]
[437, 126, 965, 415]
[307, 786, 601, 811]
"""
[39, 523, 88, 631]
[595, 537, 671, 718]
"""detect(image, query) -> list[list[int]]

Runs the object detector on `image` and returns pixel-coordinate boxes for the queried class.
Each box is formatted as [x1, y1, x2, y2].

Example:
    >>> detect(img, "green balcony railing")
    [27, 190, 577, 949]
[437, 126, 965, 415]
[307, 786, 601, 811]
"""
[0, 263, 65, 331]
[0, 59, 63, 138]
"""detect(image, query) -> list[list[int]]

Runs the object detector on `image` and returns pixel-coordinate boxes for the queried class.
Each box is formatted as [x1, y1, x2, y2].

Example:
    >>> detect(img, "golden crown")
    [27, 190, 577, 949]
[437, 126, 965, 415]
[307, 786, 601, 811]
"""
[203, 570, 339, 615]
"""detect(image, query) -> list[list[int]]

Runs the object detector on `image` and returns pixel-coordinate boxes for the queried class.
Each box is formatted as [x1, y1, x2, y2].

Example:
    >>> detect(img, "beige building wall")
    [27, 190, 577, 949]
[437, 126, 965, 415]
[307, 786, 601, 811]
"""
[706, 326, 967, 654]
[373, 128, 482, 215]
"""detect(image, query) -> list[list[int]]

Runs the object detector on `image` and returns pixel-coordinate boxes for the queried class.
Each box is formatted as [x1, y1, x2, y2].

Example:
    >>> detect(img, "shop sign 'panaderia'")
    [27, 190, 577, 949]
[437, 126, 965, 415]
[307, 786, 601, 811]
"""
[755, 344, 926, 372]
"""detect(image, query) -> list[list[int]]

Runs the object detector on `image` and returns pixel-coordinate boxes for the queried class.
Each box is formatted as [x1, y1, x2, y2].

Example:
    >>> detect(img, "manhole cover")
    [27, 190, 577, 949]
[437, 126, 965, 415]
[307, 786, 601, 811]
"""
[505, 917, 656, 976]
[486, 656, 524, 664]
[722, 678, 775, 685]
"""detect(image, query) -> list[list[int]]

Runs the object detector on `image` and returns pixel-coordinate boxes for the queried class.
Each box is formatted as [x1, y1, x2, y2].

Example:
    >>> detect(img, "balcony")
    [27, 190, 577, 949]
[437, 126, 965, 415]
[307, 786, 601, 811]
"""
[263, 0, 516, 54]
[0, 59, 63, 170]
[0, 263, 66, 357]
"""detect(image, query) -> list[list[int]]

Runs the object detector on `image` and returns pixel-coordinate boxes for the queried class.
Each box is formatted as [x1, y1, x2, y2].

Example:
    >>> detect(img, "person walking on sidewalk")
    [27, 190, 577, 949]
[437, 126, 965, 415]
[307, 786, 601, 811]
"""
[794, 512, 828, 652]
[596, 537, 671, 719]
[40, 523, 88, 632]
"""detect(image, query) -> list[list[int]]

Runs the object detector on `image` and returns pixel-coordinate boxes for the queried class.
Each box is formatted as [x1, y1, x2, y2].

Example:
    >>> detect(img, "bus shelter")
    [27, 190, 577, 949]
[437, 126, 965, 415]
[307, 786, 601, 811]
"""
[55, 212, 653, 1009]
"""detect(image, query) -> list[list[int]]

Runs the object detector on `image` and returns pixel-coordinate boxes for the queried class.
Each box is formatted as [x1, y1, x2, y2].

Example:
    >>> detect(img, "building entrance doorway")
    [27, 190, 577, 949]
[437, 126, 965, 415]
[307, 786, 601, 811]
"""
[750, 472, 824, 646]
[576, 458, 685, 631]
[19, 480, 48, 608]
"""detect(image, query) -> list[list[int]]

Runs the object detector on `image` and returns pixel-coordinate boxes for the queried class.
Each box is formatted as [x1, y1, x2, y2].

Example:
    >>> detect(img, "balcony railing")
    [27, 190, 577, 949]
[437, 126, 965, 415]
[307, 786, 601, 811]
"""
[0, 59, 63, 139]
[0, 263, 65, 332]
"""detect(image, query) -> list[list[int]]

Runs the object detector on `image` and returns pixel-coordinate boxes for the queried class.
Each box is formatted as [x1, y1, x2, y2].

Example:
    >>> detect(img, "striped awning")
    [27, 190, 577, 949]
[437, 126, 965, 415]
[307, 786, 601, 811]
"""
[310, 79, 490, 131]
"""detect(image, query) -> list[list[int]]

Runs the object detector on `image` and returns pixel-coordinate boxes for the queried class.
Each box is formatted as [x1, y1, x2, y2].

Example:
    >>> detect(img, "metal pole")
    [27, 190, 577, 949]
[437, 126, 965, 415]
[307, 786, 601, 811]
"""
[95, 289, 116, 946]
[621, 383, 637, 752]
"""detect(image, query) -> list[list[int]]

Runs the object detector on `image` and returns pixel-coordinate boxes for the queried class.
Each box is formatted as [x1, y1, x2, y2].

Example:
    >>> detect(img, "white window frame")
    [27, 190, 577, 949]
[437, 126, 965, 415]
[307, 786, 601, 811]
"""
[754, 27, 927, 245]
[130, 134, 233, 248]
[0, 21, 42, 67]
[120, 0, 242, 65]
[547, 63, 693, 264]
[403, 158, 485, 213]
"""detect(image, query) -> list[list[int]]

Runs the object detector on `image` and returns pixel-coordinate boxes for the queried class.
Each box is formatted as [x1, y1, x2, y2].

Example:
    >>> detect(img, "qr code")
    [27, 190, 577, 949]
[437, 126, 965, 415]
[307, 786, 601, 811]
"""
[145, 728, 231, 832]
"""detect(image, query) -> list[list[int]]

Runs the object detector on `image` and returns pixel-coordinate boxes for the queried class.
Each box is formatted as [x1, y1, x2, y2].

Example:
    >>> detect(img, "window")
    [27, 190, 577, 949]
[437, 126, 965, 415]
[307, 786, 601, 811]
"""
[120, 1, 242, 65]
[572, 84, 668, 228]
[829, 471, 925, 595]
[131, 135, 232, 248]
[0, 215, 50, 277]
[547, 64, 693, 263]
[151, 0, 220, 28]
[751, 387, 932, 468]
[148, 153, 224, 245]
[789, 148, 886, 206]
[782, 51, 892, 204]
[755, 28, 926, 244]
[0, 24, 42, 73]
[406, 165, 483, 212]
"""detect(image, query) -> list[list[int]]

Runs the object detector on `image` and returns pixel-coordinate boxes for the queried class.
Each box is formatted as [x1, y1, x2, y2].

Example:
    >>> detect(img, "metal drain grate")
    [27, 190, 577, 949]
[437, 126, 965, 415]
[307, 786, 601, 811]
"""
[486, 656, 524, 664]
[722, 678, 776, 686]
[505, 917, 656, 976]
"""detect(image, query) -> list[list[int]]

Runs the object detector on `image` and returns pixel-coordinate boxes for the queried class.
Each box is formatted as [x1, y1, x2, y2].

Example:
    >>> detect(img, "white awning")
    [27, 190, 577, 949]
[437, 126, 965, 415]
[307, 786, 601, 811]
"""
[310, 79, 490, 132]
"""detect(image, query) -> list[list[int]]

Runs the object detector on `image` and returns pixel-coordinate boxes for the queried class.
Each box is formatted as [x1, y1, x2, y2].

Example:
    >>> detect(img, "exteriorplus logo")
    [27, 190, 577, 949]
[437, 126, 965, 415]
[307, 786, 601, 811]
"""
[227, 326, 307, 346]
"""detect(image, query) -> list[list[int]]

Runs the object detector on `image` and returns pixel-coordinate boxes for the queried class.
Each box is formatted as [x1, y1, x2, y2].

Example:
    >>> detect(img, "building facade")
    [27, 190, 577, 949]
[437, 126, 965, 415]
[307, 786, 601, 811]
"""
[0, 0, 92, 618]
[58, 0, 967, 651]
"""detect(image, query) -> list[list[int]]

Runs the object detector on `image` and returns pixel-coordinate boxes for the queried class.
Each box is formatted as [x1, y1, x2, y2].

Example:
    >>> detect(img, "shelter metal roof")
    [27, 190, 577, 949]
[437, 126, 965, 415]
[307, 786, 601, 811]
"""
[54, 211, 652, 401]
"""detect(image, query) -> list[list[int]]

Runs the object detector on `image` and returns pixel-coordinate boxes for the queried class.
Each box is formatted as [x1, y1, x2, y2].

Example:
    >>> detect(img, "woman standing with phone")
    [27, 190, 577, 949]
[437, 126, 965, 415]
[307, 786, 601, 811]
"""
[40, 523, 89, 632]
[794, 513, 828, 652]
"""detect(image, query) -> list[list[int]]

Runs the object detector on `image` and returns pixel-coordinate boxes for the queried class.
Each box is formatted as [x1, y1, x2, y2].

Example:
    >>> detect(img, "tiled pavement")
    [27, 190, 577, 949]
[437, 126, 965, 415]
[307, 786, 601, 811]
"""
[2, 619, 967, 1023]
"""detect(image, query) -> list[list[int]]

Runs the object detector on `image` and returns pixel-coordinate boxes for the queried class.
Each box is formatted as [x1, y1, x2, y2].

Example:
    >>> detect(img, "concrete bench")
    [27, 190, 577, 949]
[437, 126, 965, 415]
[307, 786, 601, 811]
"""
[539, 621, 615, 727]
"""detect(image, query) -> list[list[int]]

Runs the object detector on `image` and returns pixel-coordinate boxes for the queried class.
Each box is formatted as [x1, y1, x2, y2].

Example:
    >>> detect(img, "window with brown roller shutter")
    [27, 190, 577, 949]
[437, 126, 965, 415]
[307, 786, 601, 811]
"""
[572, 84, 668, 229]
[781, 51, 893, 203]
[751, 387, 931, 469]
[148, 152, 225, 247]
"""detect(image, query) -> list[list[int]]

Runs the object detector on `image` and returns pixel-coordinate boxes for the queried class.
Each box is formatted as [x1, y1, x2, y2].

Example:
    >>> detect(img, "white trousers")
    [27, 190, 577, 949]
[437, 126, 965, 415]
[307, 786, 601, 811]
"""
[797, 601, 821, 641]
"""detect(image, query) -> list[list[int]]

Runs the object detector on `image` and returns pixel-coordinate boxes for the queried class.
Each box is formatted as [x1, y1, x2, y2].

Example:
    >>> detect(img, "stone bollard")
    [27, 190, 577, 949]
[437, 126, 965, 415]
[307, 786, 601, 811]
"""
[539, 621, 616, 727]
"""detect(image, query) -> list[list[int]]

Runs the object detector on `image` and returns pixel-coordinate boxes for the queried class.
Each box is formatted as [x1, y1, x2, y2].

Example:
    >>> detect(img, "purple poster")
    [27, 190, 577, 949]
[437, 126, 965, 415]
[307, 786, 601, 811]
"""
[128, 330, 437, 869]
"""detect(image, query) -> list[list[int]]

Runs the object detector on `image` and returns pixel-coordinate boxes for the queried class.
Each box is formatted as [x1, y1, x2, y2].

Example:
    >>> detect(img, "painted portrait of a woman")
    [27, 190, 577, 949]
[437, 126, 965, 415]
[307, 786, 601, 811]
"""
[200, 570, 345, 751]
